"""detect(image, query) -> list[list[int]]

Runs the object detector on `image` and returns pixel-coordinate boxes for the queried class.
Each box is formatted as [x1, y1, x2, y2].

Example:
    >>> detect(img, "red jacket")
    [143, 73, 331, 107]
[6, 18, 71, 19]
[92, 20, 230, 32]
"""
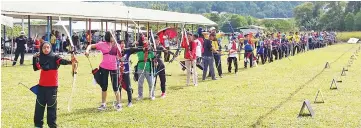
[182, 37, 197, 60]
[35, 39, 40, 49]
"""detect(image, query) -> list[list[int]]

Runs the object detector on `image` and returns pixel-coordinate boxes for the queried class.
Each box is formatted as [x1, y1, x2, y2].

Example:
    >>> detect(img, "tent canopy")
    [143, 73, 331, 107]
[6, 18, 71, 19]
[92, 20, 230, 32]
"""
[1, 1, 217, 26]
[1, 15, 14, 27]
[54, 21, 146, 33]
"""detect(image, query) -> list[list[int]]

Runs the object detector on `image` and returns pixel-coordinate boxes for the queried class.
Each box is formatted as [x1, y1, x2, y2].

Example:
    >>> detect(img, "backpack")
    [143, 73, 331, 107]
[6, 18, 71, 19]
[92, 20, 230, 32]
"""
[244, 40, 253, 51]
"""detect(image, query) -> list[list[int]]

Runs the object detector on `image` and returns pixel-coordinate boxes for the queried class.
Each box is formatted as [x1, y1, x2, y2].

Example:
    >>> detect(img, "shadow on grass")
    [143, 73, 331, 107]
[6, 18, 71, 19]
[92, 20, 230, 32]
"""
[168, 85, 185, 91]
[58, 107, 106, 118]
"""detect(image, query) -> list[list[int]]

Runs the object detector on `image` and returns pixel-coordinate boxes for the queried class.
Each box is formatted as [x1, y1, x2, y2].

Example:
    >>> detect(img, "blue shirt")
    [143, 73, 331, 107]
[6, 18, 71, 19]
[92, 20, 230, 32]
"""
[203, 39, 213, 57]
[123, 51, 131, 73]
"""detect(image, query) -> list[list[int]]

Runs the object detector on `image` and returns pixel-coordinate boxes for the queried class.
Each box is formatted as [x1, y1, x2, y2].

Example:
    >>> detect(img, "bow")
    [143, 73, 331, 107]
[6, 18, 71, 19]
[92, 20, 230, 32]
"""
[149, 29, 157, 98]
[169, 24, 186, 63]
[58, 16, 78, 112]
[108, 30, 124, 91]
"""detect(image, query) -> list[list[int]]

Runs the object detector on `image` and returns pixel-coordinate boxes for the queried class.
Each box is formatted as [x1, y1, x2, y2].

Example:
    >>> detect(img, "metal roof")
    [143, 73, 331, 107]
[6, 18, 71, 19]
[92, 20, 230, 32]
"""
[1, 1, 217, 26]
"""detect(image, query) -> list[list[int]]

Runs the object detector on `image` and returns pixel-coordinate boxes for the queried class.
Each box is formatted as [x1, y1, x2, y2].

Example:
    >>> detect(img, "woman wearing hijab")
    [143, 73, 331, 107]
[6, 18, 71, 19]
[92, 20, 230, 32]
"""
[32, 42, 77, 128]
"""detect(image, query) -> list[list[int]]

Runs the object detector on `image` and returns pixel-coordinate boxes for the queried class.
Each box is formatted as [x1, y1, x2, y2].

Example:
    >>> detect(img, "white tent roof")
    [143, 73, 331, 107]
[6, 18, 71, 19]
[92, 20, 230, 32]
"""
[1, 1, 217, 26]
[1, 15, 14, 27]
[53, 21, 145, 33]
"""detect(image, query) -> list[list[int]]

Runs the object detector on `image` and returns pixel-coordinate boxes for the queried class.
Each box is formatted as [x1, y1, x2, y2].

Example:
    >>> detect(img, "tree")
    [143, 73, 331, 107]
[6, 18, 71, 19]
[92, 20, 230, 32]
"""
[151, 2, 168, 11]
[346, 1, 361, 14]
[246, 16, 257, 25]
[3, 25, 28, 37]
[318, 1, 346, 31]
[220, 14, 247, 32]
[345, 12, 355, 31]
[354, 11, 361, 31]
[293, 2, 314, 29]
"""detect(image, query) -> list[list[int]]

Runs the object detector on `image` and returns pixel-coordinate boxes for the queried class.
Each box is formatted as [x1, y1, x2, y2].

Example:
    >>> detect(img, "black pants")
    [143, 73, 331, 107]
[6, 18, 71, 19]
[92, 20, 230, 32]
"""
[155, 60, 166, 93]
[265, 47, 273, 63]
[244, 51, 254, 68]
[227, 57, 238, 73]
[121, 73, 132, 103]
[277, 46, 283, 59]
[164, 47, 170, 62]
[272, 48, 279, 60]
[13, 48, 25, 65]
[257, 53, 266, 64]
[293, 44, 300, 55]
[99, 67, 118, 92]
[282, 44, 288, 58]
[34, 86, 58, 128]
[309, 43, 314, 50]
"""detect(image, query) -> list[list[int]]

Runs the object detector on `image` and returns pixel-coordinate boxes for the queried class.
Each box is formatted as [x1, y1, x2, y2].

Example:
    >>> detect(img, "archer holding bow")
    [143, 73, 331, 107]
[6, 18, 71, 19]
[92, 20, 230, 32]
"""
[32, 42, 77, 128]
[84, 31, 122, 111]
[152, 35, 176, 97]
[182, 32, 198, 86]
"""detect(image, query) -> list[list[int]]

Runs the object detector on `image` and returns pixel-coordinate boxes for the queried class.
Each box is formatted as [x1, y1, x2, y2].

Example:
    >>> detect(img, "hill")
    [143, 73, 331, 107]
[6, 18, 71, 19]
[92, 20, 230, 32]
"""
[123, 1, 303, 18]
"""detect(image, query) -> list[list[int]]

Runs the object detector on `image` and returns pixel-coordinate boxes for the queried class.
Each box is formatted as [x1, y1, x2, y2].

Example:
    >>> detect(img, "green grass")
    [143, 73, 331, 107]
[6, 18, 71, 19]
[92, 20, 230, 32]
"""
[337, 31, 361, 42]
[2, 43, 361, 127]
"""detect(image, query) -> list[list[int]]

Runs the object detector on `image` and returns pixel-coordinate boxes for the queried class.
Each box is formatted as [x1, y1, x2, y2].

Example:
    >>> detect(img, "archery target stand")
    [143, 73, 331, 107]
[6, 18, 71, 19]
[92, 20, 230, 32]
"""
[341, 67, 348, 76]
[336, 76, 343, 83]
[330, 79, 338, 90]
[351, 54, 357, 60]
[324, 62, 330, 69]
[314, 89, 325, 103]
[298, 99, 315, 118]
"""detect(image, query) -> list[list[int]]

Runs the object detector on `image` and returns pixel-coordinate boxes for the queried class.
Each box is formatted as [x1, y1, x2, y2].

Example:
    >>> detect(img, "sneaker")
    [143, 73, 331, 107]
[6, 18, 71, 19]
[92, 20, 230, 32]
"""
[127, 102, 133, 107]
[97, 104, 106, 111]
[114, 103, 122, 111]
[136, 96, 143, 101]
[161, 93, 166, 98]
[194, 84, 198, 86]
[151, 96, 155, 101]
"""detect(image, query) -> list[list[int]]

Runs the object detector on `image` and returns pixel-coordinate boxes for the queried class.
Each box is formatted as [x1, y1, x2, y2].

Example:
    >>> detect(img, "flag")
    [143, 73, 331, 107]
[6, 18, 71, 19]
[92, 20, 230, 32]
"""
[30, 85, 39, 95]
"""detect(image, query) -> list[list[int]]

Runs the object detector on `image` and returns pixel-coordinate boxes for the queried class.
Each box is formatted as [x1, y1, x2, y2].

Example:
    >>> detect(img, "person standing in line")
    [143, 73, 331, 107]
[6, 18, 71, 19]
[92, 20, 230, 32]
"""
[202, 33, 218, 81]
[182, 33, 198, 86]
[227, 37, 238, 73]
[84, 31, 122, 111]
[208, 27, 223, 78]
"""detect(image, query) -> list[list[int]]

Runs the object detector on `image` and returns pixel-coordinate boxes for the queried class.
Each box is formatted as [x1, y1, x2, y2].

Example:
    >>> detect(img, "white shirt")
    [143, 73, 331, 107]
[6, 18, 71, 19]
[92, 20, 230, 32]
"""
[228, 42, 238, 57]
[62, 36, 66, 42]
[195, 39, 202, 57]
[164, 39, 170, 47]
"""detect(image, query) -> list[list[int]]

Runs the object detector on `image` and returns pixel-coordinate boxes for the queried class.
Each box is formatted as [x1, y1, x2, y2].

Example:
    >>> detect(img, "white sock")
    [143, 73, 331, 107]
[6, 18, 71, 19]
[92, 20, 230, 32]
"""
[102, 103, 106, 106]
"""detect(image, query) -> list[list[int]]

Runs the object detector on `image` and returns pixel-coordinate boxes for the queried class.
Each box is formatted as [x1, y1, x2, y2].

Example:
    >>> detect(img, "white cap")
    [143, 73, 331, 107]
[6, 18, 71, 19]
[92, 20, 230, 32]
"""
[20, 31, 25, 35]
[210, 27, 216, 31]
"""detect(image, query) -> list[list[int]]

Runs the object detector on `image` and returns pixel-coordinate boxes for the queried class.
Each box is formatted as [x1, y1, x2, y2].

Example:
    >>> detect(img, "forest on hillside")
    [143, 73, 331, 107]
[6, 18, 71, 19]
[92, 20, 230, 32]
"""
[123, 1, 303, 18]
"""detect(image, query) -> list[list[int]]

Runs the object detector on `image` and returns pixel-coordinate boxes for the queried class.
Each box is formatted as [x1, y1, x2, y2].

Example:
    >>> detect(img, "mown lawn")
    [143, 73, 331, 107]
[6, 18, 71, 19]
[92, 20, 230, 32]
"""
[1, 43, 361, 127]
[337, 31, 361, 42]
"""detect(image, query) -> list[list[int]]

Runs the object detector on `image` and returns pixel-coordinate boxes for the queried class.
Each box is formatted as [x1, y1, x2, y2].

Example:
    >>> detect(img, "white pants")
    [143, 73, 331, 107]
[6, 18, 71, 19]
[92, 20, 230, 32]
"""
[185, 60, 198, 85]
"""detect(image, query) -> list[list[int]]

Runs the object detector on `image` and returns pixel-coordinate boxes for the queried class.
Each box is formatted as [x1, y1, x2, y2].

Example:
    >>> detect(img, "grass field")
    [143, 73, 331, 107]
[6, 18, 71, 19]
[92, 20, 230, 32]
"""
[2, 43, 361, 127]
[337, 31, 361, 42]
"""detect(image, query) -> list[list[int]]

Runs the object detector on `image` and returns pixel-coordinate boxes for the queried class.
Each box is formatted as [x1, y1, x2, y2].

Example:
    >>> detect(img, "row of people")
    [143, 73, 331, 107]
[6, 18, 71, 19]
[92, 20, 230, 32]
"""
[30, 28, 337, 127]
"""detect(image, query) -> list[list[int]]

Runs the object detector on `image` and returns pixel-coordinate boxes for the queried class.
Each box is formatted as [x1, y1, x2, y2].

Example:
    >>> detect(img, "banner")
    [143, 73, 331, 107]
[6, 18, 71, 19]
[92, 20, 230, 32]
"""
[347, 38, 359, 44]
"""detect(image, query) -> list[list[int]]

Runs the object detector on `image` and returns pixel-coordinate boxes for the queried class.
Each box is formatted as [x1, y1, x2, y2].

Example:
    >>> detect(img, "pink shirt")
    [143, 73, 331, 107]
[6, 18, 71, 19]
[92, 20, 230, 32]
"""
[96, 42, 117, 70]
